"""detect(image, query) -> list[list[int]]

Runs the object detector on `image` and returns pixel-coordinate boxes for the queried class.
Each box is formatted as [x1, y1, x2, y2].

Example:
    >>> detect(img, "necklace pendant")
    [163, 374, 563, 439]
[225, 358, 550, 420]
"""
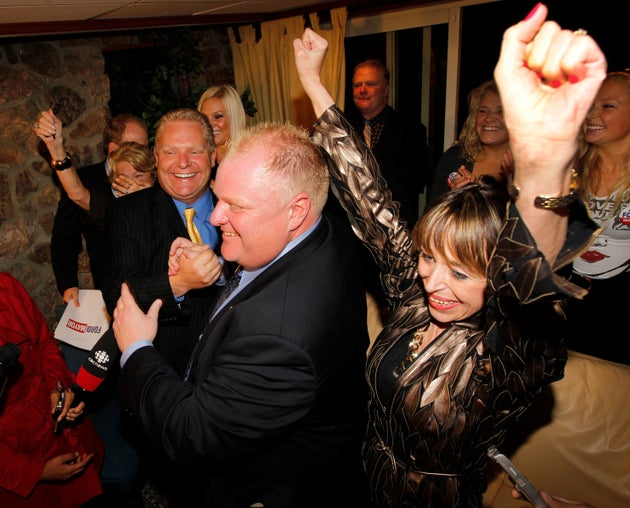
[407, 327, 425, 361]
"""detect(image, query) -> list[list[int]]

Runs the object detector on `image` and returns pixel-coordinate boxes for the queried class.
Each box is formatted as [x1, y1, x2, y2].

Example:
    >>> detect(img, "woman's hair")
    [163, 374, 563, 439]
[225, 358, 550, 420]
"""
[413, 177, 508, 276]
[577, 71, 630, 217]
[107, 141, 156, 183]
[197, 84, 247, 138]
[457, 80, 500, 162]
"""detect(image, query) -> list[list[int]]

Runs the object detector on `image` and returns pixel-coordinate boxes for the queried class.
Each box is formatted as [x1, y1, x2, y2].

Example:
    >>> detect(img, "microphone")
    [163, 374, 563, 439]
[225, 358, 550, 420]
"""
[75, 328, 120, 393]
[0, 343, 21, 399]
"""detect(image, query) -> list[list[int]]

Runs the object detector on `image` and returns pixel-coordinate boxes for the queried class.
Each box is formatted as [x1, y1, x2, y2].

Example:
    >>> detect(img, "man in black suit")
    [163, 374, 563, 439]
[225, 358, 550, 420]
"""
[102, 108, 224, 378]
[47, 113, 149, 303]
[349, 59, 428, 225]
[111, 122, 370, 507]
[101, 108, 226, 504]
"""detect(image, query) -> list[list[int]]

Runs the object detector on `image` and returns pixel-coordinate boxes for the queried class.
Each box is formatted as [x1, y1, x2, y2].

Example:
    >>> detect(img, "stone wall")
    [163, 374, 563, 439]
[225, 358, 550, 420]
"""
[0, 27, 232, 329]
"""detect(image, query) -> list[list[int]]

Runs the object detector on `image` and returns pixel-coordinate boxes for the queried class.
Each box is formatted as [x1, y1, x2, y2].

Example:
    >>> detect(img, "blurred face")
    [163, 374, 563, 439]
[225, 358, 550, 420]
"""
[417, 243, 486, 325]
[154, 120, 214, 204]
[584, 80, 630, 146]
[200, 97, 231, 147]
[108, 122, 149, 155]
[475, 91, 507, 147]
[352, 66, 389, 119]
[114, 161, 154, 186]
[210, 148, 301, 271]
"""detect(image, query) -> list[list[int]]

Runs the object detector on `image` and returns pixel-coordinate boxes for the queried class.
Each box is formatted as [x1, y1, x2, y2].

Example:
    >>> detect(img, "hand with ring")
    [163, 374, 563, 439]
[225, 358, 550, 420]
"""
[33, 109, 65, 158]
[111, 174, 151, 197]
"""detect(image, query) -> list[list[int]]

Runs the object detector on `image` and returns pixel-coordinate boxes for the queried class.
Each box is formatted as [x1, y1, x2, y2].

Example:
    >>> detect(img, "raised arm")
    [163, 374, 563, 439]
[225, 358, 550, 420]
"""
[294, 28, 420, 301]
[494, 2, 606, 264]
[293, 29, 334, 118]
[34, 109, 92, 210]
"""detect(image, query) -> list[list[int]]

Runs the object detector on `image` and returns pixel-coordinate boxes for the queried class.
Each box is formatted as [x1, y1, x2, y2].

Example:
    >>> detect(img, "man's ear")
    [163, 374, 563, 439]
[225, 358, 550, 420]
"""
[287, 192, 311, 231]
[107, 141, 119, 155]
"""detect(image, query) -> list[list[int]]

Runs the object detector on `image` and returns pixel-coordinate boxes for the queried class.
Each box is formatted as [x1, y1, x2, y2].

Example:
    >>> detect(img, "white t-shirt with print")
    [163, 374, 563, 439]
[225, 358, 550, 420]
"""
[573, 193, 630, 279]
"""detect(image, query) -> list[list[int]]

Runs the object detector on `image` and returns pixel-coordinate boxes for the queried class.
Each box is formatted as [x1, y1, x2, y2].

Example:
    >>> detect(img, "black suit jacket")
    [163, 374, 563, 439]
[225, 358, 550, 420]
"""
[50, 160, 112, 292]
[102, 184, 223, 377]
[349, 105, 428, 224]
[118, 213, 370, 507]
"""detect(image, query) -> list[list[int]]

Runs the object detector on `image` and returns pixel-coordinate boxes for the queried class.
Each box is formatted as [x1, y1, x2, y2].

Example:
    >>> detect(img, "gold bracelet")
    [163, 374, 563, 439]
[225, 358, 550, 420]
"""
[508, 169, 579, 210]
[51, 151, 73, 171]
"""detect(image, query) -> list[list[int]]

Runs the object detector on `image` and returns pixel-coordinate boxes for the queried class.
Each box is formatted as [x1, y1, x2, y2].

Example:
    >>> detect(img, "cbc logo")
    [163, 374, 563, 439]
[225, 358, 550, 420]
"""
[93, 350, 110, 365]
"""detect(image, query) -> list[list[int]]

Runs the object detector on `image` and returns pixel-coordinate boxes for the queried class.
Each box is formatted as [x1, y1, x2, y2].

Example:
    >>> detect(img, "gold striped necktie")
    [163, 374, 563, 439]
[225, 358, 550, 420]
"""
[363, 120, 372, 148]
[183, 207, 202, 245]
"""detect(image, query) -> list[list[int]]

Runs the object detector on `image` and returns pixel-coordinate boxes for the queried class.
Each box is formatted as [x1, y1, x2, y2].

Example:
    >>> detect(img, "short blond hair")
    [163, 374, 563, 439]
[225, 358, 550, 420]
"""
[107, 141, 156, 183]
[155, 108, 215, 153]
[224, 122, 329, 214]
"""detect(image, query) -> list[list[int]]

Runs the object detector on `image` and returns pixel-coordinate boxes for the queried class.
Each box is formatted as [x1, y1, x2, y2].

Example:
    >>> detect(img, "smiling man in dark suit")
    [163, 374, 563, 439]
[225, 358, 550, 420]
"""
[101, 108, 227, 504]
[102, 108, 224, 378]
[111, 122, 370, 508]
[349, 59, 428, 225]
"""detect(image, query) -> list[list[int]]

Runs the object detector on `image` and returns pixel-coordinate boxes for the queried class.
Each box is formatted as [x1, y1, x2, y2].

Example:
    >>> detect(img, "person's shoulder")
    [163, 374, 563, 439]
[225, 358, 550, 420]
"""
[384, 107, 425, 136]
[129, 184, 160, 201]
[0, 272, 17, 287]
[344, 107, 364, 128]
[323, 211, 362, 247]
[443, 144, 462, 156]
[0, 272, 28, 301]
[382, 105, 398, 119]
[77, 159, 106, 175]
[108, 185, 157, 214]
[77, 159, 108, 185]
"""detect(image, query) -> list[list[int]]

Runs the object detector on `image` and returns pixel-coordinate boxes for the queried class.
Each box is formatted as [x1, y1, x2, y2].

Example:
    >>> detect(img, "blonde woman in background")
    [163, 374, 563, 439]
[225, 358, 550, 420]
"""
[568, 71, 630, 364]
[426, 80, 510, 207]
[107, 141, 156, 197]
[197, 84, 247, 183]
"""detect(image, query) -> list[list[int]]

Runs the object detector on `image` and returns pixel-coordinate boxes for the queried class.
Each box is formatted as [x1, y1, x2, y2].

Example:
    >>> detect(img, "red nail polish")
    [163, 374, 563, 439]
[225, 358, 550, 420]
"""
[524, 2, 542, 21]
[568, 75, 579, 84]
[550, 80, 562, 88]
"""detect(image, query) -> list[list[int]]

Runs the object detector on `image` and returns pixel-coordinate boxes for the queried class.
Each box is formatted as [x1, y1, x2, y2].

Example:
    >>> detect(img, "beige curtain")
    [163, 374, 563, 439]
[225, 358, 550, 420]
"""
[229, 7, 347, 128]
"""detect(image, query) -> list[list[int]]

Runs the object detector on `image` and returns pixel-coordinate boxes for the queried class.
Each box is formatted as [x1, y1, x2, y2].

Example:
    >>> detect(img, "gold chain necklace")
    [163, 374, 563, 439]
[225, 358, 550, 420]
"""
[406, 326, 427, 362]
[394, 324, 430, 378]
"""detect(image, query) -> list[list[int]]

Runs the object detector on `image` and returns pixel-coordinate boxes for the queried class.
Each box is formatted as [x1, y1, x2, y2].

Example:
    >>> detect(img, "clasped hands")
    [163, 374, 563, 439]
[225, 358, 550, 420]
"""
[168, 237, 223, 297]
[112, 237, 222, 352]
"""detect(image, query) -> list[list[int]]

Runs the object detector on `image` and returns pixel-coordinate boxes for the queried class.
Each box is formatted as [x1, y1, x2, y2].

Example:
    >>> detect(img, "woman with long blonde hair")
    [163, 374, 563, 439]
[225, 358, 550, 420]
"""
[568, 70, 630, 364]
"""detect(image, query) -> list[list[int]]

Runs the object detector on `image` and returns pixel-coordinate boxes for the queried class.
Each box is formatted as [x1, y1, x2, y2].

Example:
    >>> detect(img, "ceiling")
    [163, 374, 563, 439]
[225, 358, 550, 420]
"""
[0, 0, 426, 39]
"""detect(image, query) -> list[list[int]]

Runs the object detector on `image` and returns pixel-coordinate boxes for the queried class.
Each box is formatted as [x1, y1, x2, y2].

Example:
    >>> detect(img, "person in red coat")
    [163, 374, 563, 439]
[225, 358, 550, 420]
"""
[0, 272, 104, 508]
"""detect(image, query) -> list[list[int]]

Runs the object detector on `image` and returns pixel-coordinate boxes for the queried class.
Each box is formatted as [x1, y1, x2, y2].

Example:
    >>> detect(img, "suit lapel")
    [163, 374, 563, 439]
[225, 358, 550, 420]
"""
[186, 216, 332, 380]
[153, 184, 188, 238]
[220, 216, 330, 314]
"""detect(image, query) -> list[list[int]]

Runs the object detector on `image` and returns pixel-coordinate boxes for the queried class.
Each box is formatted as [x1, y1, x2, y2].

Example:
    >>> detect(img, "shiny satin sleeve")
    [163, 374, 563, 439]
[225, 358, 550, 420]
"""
[485, 200, 599, 361]
[312, 105, 418, 301]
